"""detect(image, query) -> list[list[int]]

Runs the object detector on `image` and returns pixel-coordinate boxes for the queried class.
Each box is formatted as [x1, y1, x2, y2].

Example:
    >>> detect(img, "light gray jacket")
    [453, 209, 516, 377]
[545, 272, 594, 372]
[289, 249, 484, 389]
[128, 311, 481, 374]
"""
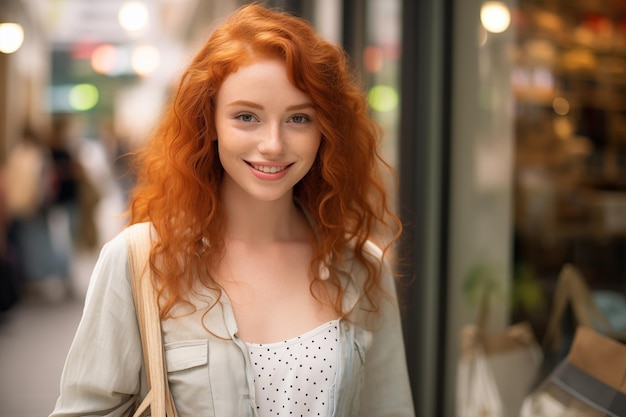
[50, 222, 415, 417]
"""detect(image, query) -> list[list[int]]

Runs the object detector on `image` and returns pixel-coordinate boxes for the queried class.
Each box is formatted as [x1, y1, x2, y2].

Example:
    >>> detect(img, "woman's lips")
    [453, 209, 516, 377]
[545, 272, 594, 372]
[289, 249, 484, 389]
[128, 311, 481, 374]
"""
[246, 161, 293, 180]
[251, 164, 288, 173]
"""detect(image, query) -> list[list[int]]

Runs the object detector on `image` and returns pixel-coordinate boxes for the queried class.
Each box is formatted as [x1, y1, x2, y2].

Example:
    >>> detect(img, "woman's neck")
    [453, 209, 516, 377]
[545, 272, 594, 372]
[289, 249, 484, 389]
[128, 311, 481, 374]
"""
[220, 186, 310, 244]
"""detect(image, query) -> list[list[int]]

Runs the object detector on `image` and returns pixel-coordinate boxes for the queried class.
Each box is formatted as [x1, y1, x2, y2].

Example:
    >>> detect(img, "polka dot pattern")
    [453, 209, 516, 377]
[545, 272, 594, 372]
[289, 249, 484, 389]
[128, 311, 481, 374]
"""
[246, 320, 339, 417]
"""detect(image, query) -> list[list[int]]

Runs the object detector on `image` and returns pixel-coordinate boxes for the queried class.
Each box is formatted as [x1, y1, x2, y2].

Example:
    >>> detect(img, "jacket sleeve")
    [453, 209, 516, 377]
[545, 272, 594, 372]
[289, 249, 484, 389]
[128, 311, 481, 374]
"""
[359, 244, 415, 417]
[50, 229, 143, 417]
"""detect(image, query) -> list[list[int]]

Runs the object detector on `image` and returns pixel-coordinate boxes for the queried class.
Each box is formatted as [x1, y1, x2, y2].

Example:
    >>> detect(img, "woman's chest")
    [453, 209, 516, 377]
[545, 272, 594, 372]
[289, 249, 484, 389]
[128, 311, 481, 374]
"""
[215, 243, 338, 343]
[220, 277, 338, 343]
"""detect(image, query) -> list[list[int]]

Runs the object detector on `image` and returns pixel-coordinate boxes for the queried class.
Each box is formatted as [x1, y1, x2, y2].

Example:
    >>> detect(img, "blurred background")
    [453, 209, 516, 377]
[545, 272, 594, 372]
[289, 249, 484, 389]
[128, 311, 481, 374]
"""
[1, 0, 626, 416]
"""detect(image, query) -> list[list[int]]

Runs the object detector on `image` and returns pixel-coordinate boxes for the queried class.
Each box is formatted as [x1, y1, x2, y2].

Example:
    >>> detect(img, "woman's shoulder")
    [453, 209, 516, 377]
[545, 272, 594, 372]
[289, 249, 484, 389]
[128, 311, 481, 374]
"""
[361, 239, 384, 261]
[339, 239, 398, 326]
[80, 224, 153, 307]
[338, 238, 392, 291]
[342, 238, 385, 268]
[124, 221, 155, 237]
[96, 222, 154, 260]
[117, 221, 156, 246]
[125, 221, 151, 230]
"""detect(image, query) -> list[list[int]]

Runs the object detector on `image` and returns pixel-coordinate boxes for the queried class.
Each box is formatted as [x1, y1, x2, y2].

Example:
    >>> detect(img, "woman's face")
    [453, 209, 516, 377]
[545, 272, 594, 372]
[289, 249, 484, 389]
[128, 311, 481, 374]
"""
[214, 57, 322, 204]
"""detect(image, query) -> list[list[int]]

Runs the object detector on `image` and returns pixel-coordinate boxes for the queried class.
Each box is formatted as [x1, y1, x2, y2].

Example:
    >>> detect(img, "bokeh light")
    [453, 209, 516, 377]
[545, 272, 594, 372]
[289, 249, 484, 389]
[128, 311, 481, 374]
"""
[119, 1, 149, 32]
[480, 2, 511, 34]
[0, 23, 24, 54]
[368, 85, 399, 113]
[553, 97, 570, 116]
[68, 84, 99, 111]
[131, 44, 160, 77]
[91, 44, 119, 75]
[363, 45, 385, 73]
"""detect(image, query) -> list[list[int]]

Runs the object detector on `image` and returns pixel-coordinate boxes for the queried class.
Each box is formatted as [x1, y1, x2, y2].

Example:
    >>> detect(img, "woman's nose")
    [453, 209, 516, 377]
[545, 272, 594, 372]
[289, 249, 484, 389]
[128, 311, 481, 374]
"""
[258, 123, 285, 156]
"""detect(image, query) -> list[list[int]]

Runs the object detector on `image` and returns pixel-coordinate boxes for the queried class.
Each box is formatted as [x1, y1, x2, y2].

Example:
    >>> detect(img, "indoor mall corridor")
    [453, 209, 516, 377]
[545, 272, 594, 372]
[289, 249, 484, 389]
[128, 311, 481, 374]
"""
[0, 153, 126, 416]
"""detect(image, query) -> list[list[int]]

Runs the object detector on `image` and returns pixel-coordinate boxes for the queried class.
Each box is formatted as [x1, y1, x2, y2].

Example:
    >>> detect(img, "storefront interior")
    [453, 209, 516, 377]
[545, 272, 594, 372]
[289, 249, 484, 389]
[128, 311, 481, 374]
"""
[512, 0, 626, 330]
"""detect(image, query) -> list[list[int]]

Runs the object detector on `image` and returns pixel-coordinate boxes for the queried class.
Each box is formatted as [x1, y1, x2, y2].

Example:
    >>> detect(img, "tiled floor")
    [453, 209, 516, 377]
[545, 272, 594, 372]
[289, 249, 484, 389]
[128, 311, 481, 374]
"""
[0, 297, 84, 417]
[0, 234, 116, 417]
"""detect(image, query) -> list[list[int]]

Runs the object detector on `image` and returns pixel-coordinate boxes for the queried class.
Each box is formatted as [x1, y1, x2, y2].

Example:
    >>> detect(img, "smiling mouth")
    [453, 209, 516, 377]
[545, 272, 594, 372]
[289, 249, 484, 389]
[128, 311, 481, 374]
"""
[249, 163, 291, 173]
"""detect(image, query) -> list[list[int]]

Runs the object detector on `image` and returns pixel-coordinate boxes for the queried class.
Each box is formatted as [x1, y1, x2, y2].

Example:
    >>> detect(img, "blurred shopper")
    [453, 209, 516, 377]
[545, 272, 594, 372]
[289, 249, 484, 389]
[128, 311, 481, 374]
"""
[97, 117, 136, 197]
[51, 4, 414, 417]
[4, 125, 69, 302]
[47, 116, 82, 252]
[0, 165, 20, 311]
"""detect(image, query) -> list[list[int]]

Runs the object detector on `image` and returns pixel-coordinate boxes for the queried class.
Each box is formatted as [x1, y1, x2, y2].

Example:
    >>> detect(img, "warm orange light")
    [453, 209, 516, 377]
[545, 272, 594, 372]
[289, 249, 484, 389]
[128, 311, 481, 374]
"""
[91, 44, 118, 75]
[363, 45, 384, 73]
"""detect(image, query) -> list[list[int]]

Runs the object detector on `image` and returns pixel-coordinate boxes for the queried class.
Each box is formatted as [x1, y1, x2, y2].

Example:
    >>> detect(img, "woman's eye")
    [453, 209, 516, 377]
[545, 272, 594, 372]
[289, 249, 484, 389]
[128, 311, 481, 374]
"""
[289, 114, 310, 124]
[235, 113, 256, 122]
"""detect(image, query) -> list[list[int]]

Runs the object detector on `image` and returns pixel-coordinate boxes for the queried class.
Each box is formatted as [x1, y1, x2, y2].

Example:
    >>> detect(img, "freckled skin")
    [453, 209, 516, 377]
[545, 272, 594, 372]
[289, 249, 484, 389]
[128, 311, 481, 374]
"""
[214, 57, 322, 205]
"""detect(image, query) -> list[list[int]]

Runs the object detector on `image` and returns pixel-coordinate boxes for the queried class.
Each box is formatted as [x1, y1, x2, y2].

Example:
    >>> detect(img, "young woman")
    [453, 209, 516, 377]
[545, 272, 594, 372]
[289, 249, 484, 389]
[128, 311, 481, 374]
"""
[50, 4, 414, 417]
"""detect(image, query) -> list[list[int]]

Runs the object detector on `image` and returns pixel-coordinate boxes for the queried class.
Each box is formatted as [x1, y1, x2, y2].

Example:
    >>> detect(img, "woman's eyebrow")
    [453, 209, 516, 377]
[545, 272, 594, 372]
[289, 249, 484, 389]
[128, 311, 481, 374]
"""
[226, 100, 315, 111]
[286, 103, 315, 111]
[226, 100, 263, 109]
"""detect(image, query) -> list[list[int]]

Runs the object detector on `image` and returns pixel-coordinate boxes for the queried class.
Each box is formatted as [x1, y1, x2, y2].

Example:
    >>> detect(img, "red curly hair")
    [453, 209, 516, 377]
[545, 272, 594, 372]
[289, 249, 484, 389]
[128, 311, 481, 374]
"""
[129, 3, 402, 319]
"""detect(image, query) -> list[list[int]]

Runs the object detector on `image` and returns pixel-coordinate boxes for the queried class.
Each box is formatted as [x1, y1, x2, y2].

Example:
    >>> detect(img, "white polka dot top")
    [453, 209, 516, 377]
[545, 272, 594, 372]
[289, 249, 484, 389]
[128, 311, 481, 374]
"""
[246, 320, 340, 417]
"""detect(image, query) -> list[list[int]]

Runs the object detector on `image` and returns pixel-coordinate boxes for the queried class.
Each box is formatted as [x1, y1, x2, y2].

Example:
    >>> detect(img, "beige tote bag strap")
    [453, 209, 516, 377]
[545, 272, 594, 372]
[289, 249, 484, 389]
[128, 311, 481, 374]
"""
[126, 224, 178, 417]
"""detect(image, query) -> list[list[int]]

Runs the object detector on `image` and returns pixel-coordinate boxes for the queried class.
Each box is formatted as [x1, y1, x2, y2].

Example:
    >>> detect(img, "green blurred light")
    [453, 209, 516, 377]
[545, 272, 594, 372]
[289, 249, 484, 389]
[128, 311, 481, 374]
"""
[367, 85, 398, 113]
[68, 84, 99, 111]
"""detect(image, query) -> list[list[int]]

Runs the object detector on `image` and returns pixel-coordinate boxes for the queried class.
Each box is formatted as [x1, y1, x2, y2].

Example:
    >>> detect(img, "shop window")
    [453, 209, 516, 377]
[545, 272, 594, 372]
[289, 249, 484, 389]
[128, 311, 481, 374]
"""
[513, 0, 626, 326]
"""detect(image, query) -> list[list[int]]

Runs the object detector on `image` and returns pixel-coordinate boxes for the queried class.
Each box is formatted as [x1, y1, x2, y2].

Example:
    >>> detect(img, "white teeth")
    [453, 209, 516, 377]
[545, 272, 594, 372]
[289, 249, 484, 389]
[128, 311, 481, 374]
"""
[253, 164, 286, 173]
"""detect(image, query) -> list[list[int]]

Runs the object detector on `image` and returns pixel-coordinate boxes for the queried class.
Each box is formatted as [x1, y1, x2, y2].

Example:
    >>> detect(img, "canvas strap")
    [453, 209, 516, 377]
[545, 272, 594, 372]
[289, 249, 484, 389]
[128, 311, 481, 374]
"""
[126, 224, 179, 417]
[543, 263, 613, 352]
